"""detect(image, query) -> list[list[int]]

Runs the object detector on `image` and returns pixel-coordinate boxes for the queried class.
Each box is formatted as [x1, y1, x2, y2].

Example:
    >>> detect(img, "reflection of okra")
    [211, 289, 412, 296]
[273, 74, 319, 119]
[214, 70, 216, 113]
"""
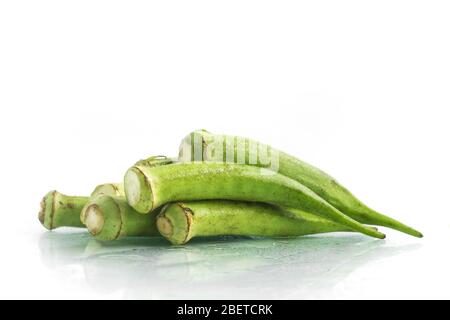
[157, 200, 358, 245]
[39, 191, 87, 230]
[124, 162, 385, 239]
[83, 195, 159, 241]
[179, 130, 422, 238]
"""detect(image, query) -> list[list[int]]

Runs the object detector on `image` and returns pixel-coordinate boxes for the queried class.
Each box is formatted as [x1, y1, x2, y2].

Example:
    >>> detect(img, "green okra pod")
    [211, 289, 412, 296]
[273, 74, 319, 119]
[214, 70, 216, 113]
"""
[86, 157, 174, 201]
[39, 191, 88, 230]
[83, 194, 159, 241]
[40, 184, 124, 230]
[157, 200, 359, 245]
[179, 130, 422, 238]
[80, 156, 175, 225]
[39, 157, 174, 231]
[90, 183, 124, 198]
[124, 162, 385, 239]
[80, 183, 125, 225]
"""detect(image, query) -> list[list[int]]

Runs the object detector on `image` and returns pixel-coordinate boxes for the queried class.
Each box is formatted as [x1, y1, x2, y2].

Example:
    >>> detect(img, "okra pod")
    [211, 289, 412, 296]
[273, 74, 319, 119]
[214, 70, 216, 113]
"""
[124, 162, 385, 239]
[83, 194, 159, 241]
[134, 155, 176, 167]
[81, 156, 174, 224]
[179, 130, 422, 238]
[39, 191, 87, 230]
[157, 200, 357, 245]
[80, 183, 125, 225]
[90, 183, 124, 198]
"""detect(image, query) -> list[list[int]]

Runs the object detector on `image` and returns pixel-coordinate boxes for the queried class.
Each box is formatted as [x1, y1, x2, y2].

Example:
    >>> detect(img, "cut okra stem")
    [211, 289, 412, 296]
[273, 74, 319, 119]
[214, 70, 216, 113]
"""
[80, 183, 125, 225]
[124, 162, 386, 239]
[84, 194, 159, 241]
[90, 183, 124, 198]
[39, 191, 87, 230]
[134, 155, 176, 167]
[157, 200, 361, 245]
[179, 130, 422, 238]
[81, 156, 174, 225]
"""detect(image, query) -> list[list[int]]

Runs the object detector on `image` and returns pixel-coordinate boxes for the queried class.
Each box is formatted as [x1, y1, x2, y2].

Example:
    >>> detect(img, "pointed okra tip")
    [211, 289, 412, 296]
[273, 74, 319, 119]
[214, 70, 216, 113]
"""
[400, 222, 423, 238]
[410, 229, 424, 238]
[157, 203, 194, 245]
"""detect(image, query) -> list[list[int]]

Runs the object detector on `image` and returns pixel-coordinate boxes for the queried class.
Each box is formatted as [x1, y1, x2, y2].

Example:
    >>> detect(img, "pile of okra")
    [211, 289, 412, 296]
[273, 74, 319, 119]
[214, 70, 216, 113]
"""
[39, 130, 422, 245]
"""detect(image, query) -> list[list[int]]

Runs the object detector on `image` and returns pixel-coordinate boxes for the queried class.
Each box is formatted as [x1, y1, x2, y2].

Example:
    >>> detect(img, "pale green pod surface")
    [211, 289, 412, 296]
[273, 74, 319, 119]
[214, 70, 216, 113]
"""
[90, 183, 124, 198]
[80, 156, 174, 225]
[134, 155, 176, 167]
[80, 183, 125, 225]
[124, 162, 385, 239]
[157, 200, 354, 245]
[179, 130, 422, 238]
[88, 156, 175, 200]
[39, 191, 88, 230]
[83, 195, 159, 241]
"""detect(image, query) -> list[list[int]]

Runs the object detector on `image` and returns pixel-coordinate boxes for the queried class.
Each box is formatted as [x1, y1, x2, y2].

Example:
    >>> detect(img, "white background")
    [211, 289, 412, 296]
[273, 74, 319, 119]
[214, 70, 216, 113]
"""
[0, 1, 449, 299]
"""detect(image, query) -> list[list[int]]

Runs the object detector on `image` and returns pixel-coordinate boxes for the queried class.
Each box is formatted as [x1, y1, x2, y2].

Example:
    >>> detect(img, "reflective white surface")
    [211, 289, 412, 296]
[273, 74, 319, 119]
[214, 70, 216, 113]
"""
[6, 227, 441, 299]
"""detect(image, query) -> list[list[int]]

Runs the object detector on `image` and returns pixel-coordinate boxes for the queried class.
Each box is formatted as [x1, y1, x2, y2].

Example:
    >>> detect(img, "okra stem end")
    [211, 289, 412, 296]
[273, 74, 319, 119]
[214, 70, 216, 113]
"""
[38, 197, 47, 226]
[156, 216, 173, 238]
[124, 167, 154, 214]
[157, 203, 193, 245]
[38, 190, 58, 230]
[84, 195, 123, 241]
[84, 204, 105, 236]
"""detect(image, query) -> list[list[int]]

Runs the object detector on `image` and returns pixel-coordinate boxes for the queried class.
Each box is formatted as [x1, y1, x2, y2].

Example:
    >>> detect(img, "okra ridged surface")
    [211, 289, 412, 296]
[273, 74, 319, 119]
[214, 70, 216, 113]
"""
[124, 162, 385, 239]
[179, 130, 422, 238]
[81, 157, 174, 225]
[80, 183, 125, 225]
[157, 200, 355, 245]
[39, 191, 88, 230]
[84, 195, 159, 241]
